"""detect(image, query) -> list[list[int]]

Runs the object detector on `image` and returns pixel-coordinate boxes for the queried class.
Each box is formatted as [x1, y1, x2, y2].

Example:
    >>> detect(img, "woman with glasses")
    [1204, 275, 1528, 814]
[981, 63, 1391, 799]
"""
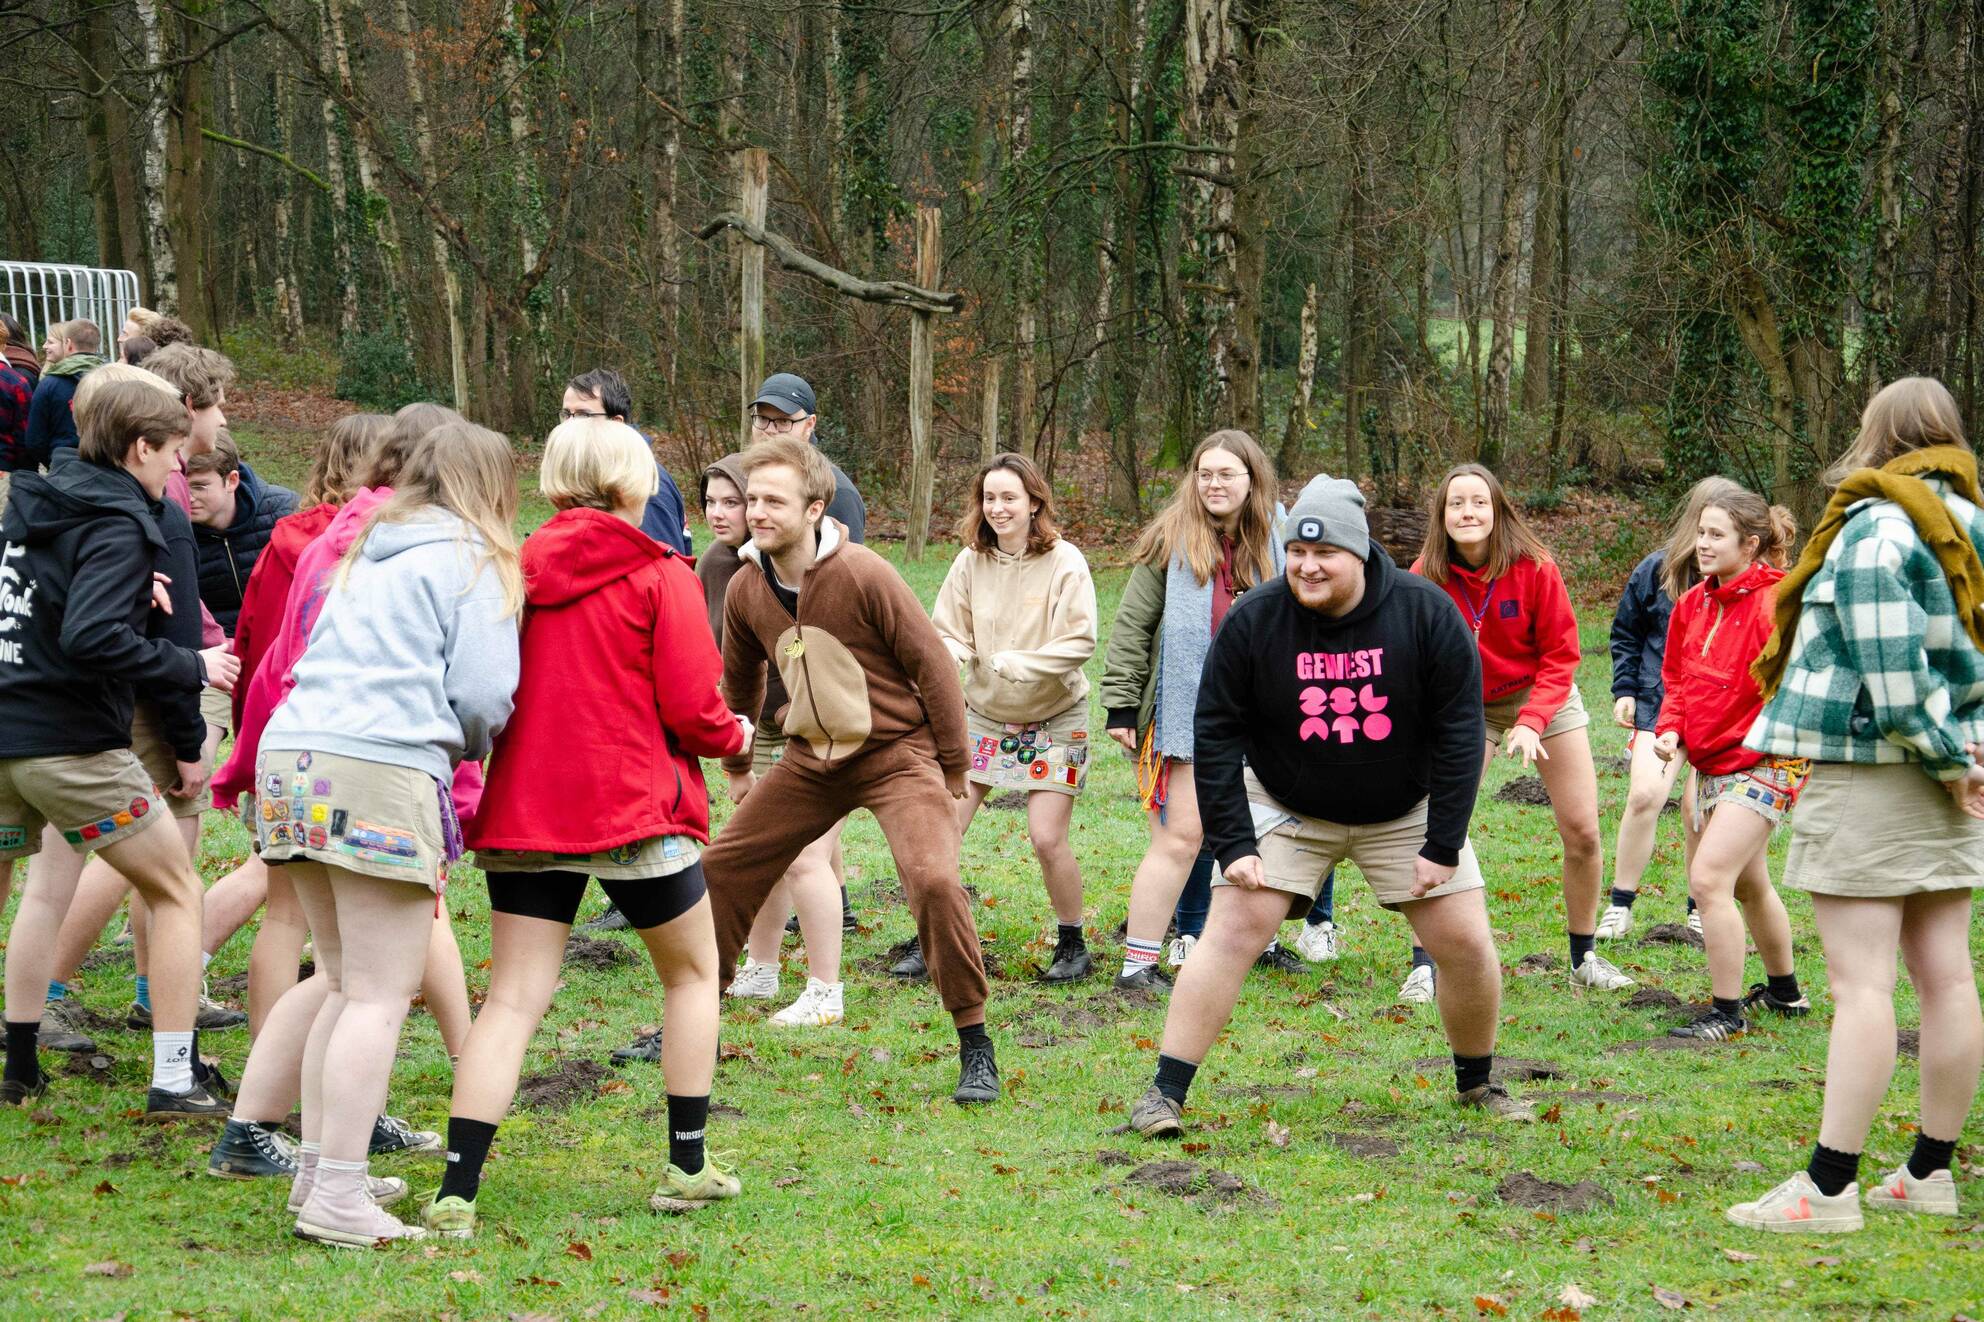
[1101, 431, 1283, 991]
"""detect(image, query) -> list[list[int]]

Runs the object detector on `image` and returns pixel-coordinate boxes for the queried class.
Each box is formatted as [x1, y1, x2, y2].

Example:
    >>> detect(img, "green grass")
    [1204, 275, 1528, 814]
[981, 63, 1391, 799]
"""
[3, 434, 1980, 1318]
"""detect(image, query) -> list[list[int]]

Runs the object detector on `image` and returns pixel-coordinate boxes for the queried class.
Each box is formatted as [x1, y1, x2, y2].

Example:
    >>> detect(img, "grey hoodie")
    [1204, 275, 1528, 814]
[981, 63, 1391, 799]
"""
[262, 511, 519, 784]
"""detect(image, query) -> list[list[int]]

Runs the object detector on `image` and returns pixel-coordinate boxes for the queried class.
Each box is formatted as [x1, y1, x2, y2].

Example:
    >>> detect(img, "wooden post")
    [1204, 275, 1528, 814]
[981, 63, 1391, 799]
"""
[736, 147, 768, 450]
[906, 205, 942, 560]
[979, 356, 1002, 463]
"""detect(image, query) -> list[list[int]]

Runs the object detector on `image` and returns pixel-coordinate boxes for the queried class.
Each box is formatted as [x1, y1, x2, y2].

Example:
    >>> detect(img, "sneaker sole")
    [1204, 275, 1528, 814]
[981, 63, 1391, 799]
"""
[371, 1137, 444, 1156]
[1134, 1117, 1183, 1138]
[649, 1194, 720, 1213]
[952, 1091, 1000, 1105]
[206, 1163, 287, 1181]
[770, 1015, 845, 1027]
[425, 1223, 476, 1239]
[142, 1108, 229, 1123]
[1865, 1193, 1959, 1216]
[1724, 1208, 1862, 1233]
[293, 1221, 429, 1248]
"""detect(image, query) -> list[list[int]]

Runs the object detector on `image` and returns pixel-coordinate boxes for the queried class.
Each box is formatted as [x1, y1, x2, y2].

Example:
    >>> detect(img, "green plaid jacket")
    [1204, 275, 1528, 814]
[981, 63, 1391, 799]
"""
[1746, 478, 1984, 781]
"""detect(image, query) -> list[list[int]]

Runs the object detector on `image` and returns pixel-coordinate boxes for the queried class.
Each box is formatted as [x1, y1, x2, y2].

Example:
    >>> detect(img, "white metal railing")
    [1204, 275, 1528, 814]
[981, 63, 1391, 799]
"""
[0, 262, 143, 352]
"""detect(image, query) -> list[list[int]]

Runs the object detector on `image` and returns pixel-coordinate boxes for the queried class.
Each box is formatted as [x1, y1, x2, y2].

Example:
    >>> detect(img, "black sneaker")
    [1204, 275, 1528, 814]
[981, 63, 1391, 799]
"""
[144, 1082, 230, 1120]
[842, 906, 859, 934]
[888, 941, 929, 981]
[1668, 1007, 1747, 1042]
[577, 906, 632, 935]
[370, 1112, 442, 1155]
[1743, 983, 1813, 1018]
[1042, 941, 1094, 984]
[195, 1056, 234, 1102]
[125, 1001, 152, 1030]
[197, 992, 248, 1031]
[784, 912, 801, 934]
[1254, 943, 1303, 974]
[42, 998, 96, 1053]
[953, 1037, 1000, 1105]
[207, 1118, 298, 1179]
[611, 1031, 662, 1065]
[1112, 964, 1170, 993]
[0, 1074, 48, 1106]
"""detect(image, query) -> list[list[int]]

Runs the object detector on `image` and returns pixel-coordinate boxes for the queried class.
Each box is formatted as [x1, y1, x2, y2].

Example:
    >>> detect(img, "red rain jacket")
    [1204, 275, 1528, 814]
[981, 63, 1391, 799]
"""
[1656, 560, 1785, 775]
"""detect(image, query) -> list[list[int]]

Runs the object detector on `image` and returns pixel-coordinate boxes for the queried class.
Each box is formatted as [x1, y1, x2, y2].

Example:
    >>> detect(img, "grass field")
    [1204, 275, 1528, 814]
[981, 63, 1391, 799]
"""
[1, 429, 1979, 1320]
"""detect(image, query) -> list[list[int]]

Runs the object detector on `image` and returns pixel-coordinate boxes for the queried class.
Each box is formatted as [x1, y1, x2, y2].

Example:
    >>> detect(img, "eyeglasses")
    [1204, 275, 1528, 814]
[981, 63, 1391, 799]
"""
[559, 408, 607, 421]
[751, 413, 808, 434]
[1195, 468, 1247, 486]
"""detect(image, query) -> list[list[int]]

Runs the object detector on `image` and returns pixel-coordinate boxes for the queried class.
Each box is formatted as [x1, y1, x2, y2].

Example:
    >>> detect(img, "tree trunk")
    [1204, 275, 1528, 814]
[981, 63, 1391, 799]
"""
[980, 357, 1003, 463]
[1184, 0, 1242, 428]
[1280, 281, 1319, 474]
[906, 207, 942, 560]
[1732, 267, 1797, 497]
[1343, 150, 1373, 478]
[325, 0, 410, 337]
[1478, 0, 1530, 468]
[1226, 6, 1269, 435]
[271, 70, 304, 345]
[1928, 0, 1972, 384]
[315, 7, 358, 339]
[1521, 0, 1568, 414]
[736, 149, 769, 451]
[390, 0, 469, 409]
[134, 0, 178, 312]
[1008, 0, 1040, 461]
[1104, 0, 1149, 516]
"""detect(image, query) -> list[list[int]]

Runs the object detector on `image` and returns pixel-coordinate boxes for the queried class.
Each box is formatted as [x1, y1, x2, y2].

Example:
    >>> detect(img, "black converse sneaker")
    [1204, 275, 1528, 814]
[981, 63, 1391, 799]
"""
[1669, 1006, 1747, 1042]
[370, 1113, 443, 1155]
[207, 1118, 299, 1179]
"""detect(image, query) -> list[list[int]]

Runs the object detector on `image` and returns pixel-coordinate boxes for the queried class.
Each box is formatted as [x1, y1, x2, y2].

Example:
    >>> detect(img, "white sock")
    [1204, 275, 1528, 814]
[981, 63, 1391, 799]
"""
[151, 1030, 195, 1093]
[201, 951, 213, 972]
[1121, 939, 1162, 977]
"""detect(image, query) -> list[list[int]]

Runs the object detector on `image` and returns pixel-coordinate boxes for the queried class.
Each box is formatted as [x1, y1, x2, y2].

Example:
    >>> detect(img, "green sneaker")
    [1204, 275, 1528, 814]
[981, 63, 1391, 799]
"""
[648, 1157, 742, 1213]
[421, 1193, 477, 1239]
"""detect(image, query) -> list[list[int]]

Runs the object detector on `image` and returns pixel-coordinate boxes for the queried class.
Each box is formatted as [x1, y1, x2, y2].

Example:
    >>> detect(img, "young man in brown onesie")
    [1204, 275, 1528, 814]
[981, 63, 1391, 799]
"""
[703, 437, 999, 1103]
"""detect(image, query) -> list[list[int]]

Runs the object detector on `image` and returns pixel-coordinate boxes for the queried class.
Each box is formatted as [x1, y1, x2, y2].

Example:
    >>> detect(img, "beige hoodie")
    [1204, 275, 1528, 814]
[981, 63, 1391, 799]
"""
[931, 537, 1097, 724]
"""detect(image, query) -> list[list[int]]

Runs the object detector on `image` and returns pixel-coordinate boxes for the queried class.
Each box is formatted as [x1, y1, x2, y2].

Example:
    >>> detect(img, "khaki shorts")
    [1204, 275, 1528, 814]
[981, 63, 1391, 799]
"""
[0, 749, 162, 859]
[199, 686, 232, 734]
[1483, 683, 1590, 747]
[478, 833, 700, 880]
[131, 704, 207, 820]
[966, 702, 1089, 796]
[1221, 768, 1484, 911]
[1784, 761, 1984, 897]
[256, 749, 453, 891]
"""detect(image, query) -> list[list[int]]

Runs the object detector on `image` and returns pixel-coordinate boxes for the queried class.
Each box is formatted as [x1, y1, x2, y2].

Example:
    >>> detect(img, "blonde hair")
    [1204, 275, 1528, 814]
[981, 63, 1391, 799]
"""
[1660, 476, 1745, 600]
[343, 420, 525, 617]
[1825, 376, 1972, 487]
[307, 413, 393, 506]
[141, 342, 234, 409]
[1130, 429, 1280, 587]
[1417, 462, 1553, 583]
[540, 418, 660, 512]
[73, 362, 182, 416]
[742, 436, 836, 506]
[76, 379, 190, 466]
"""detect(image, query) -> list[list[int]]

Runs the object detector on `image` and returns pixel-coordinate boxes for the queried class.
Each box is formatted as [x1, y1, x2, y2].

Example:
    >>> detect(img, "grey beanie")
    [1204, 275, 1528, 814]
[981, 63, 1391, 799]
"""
[1284, 474, 1369, 559]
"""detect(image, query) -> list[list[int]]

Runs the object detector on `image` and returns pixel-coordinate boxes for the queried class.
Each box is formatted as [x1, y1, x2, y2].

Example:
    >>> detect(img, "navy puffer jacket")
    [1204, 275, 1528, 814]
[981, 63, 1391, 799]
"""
[1608, 550, 1673, 731]
[194, 461, 298, 634]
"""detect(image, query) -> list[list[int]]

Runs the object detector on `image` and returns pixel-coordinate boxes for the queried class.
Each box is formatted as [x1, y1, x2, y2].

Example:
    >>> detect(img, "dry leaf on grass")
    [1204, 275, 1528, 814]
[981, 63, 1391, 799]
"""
[1559, 1282, 1597, 1309]
[1652, 1285, 1691, 1310]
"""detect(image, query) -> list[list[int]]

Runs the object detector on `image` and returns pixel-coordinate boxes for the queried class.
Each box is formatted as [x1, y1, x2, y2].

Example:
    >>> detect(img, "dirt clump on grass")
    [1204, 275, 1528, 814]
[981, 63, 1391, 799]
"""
[1413, 1055, 1563, 1083]
[1492, 778, 1552, 807]
[986, 791, 1029, 812]
[517, 1057, 611, 1109]
[1624, 987, 1687, 1011]
[564, 936, 632, 969]
[1640, 923, 1705, 949]
[59, 1051, 117, 1079]
[1496, 1171, 1614, 1212]
[1118, 1159, 1267, 1207]
[1328, 1132, 1400, 1159]
[1898, 1028, 1920, 1058]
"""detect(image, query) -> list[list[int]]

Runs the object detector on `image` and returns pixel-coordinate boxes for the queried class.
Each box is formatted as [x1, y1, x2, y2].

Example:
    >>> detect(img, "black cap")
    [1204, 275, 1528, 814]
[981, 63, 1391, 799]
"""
[750, 372, 816, 417]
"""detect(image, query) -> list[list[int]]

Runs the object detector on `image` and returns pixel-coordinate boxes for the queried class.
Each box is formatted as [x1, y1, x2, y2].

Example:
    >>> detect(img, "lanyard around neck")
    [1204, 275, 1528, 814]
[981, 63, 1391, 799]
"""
[1457, 574, 1499, 636]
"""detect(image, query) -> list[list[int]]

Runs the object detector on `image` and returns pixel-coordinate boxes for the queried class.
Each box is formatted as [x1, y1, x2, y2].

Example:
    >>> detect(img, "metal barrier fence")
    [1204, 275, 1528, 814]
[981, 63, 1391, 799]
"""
[0, 262, 143, 352]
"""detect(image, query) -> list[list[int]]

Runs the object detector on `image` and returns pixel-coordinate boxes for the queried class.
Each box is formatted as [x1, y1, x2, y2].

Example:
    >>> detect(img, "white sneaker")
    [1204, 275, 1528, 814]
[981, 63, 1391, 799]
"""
[1294, 921, 1340, 962]
[1595, 903, 1634, 939]
[1726, 1170, 1863, 1233]
[1167, 935, 1198, 969]
[1398, 964, 1436, 1004]
[1687, 909, 1704, 938]
[727, 959, 780, 1000]
[1865, 1164, 1960, 1216]
[1569, 951, 1637, 991]
[769, 978, 845, 1027]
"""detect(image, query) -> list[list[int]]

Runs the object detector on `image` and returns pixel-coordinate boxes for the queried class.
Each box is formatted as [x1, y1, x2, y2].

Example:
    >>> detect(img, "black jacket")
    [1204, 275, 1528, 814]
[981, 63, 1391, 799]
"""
[0, 457, 209, 761]
[1194, 551, 1485, 869]
[194, 465, 299, 633]
[1608, 550, 1672, 729]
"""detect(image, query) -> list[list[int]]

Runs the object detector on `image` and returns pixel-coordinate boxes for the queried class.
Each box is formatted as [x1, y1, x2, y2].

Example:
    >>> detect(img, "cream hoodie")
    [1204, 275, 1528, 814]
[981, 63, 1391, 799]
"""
[932, 537, 1097, 724]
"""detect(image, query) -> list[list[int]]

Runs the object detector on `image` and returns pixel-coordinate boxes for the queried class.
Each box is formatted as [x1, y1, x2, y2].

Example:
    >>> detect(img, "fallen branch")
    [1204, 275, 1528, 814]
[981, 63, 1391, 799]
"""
[696, 213, 963, 314]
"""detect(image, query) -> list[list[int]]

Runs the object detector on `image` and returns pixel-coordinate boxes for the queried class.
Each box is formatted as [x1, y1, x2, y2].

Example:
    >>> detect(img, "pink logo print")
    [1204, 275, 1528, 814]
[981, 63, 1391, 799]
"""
[1297, 683, 1393, 743]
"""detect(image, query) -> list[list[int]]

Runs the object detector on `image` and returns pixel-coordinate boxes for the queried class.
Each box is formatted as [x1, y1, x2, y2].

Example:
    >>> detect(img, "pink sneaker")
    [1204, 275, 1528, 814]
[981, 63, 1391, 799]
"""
[287, 1151, 411, 1214]
[293, 1164, 426, 1248]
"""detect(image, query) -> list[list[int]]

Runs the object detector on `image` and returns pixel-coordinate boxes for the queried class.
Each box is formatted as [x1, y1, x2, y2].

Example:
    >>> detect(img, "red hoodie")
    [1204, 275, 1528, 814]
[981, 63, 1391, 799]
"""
[468, 508, 745, 854]
[228, 502, 338, 728]
[1655, 560, 1784, 775]
[1410, 554, 1583, 734]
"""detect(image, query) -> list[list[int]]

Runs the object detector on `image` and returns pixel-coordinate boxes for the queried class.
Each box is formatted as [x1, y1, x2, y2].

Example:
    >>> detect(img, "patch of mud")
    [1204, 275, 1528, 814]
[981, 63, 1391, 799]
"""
[1016, 1032, 1061, 1049]
[77, 948, 132, 975]
[517, 1057, 611, 1110]
[1754, 1079, 1801, 1092]
[563, 936, 631, 969]
[1600, 756, 1632, 776]
[985, 791, 1029, 812]
[59, 1051, 116, 1079]
[1496, 1171, 1614, 1212]
[1624, 987, 1687, 1011]
[76, 1006, 128, 1035]
[711, 1102, 745, 1118]
[865, 876, 904, 905]
[1898, 1029, 1920, 1059]
[1640, 923, 1705, 950]
[1492, 778, 1552, 808]
[1516, 952, 1560, 973]
[1413, 1055, 1564, 1084]
[1096, 1149, 1138, 1167]
[1119, 1159, 1267, 1206]
[1553, 1090, 1647, 1105]
[1327, 1132, 1399, 1159]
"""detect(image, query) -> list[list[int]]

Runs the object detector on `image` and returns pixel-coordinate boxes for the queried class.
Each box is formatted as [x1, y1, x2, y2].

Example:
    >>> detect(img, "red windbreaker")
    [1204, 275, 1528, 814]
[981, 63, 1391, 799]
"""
[228, 502, 338, 728]
[1655, 560, 1784, 775]
[467, 508, 744, 854]
[1411, 553, 1583, 734]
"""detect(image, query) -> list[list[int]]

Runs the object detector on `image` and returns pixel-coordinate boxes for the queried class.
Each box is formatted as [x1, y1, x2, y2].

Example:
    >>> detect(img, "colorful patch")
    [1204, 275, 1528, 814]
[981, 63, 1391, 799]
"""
[310, 803, 328, 824]
[264, 773, 285, 799]
[267, 822, 294, 846]
[330, 809, 348, 835]
[291, 800, 310, 822]
[261, 798, 284, 822]
[999, 736, 1019, 754]
[1016, 747, 1035, 764]
[290, 775, 309, 799]
[1072, 730, 1087, 740]
[312, 778, 331, 797]
[345, 821, 419, 859]
[971, 754, 990, 771]
[607, 842, 642, 866]
[1063, 766, 1080, 786]
[1028, 760, 1050, 781]
[0, 825, 26, 850]
[1067, 744, 1087, 767]
[131, 797, 148, 819]
[112, 811, 132, 828]
[95, 818, 117, 836]
[337, 844, 420, 869]
[661, 836, 688, 859]
[61, 828, 84, 845]
[999, 756, 1017, 770]
[1019, 729, 1036, 746]
[295, 752, 313, 771]
[308, 826, 329, 848]
[977, 736, 998, 755]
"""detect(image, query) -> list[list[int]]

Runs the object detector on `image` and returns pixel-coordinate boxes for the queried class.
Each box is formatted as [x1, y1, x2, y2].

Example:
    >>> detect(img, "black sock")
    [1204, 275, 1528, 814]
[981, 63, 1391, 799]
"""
[3, 1019, 40, 1086]
[1766, 972, 1802, 1003]
[667, 1094, 710, 1173]
[957, 1022, 990, 1051]
[1410, 946, 1434, 971]
[1569, 932, 1595, 967]
[1712, 996, 1744, 1021]
[840, 886, 853, 914]
[1057, 922, 1085, 949]
[1686, 896, 1698, 914]
[1153, 1053, 1199, 1104]
[1806, 1142, 1861, 1196]
[1609, 887, 1639, 909]
[437, 1117, 498, 1201]
[1454, 1053, 1493, 1094]
[1908, 1133, 1959, 1180]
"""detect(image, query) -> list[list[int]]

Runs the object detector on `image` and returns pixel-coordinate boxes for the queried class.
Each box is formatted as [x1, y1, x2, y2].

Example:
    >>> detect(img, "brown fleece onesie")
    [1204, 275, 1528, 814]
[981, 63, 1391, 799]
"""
[702, 518, 989, 1019]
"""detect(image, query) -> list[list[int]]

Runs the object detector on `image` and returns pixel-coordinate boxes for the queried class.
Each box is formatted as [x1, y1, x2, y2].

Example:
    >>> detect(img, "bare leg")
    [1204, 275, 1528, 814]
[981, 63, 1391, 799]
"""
[1899, 890, 1983, 1142]
[787, 825, 845, 983]
[420, 914, 471, 1058]
[201, 854, 270, 957]
[1156, 885, 1286, 1062]
[248, 864, 307, 1037]
[311, 868, 434, 1162]
[288, 863, 343, 1148]
[1537, 728, 1604, 936]
[230, 972, 328, 1122]
[1733, 842, 1796, 978]
[1124, 769, 1204, 948]
[128, 816, 203, 982]
[47, 856, 132, 988]
[1612, 736, 1683, 892]
[448, 910, 567, 1123]
[1812, 894, 1902, 1152]
[1403, 889, 1502, 1056]
[1026, 790, 1084, 925]
[744, 878, 793, 967]
[1688, 805, 1777, 1001]
[3, 829, 88, 1025]
[635, 894, 720, 1098]
[95, 815, 205, 1035]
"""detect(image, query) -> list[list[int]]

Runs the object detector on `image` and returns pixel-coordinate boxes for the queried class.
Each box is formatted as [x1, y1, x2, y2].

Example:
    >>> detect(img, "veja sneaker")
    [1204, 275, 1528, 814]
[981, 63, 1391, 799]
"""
[1458, 1083, 1535, 1122]
[1726, 1171, 1863, 1233]
[370, 1113, 443, 1156]
[1398, 964, 1436, 1004]
[1294, 920, 1340, 962]
[1166, 935, 1197, 969]
[649, 1157, 742, 1212]
[727, 959, 779, 1000]
[421, 1193, 478, 1238]
[1569, 951, 1637, 991]
[1130, 1085, 1184, 1138]
[1865, 1164, 1960, 1216]
[769, 978, 845, 1027]
[1595, 903, 1634, 940]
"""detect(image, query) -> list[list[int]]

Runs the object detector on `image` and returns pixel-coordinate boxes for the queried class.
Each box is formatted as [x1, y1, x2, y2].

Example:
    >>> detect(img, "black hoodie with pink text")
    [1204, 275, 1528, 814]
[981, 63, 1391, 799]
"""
[1193, 548, 1485, 868]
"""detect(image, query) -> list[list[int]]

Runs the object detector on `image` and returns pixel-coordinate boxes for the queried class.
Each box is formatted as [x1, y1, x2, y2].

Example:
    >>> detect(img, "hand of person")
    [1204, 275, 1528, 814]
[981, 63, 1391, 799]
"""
[1223, 855, 1266, 890]
[150, 572, 173, 614]
[1945, 762, 1984, 820]
[1410, 854, 1458, 898]
[1652, 731, 1681, 764]
[1108, 726, 1138, 755]
[1613, 695, 1635, 728]
[1503, 724, 1547, 768]
[946, 769, 968, 800]
[200, 645, 240, 693]
[734, 711, 755, 753]
[169, 757, 211, 801]
[727, 769, 755, 805]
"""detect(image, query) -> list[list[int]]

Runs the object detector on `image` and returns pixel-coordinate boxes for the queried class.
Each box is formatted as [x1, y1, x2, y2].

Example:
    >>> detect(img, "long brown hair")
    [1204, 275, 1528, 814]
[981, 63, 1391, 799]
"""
[1701, 488, 1798, 574]
[1417, 462, 1552, 583]
[307, 413, 393, 506]
[1824, 376, 1971, 487]
[1660, 475, 1745, 600]
[957, 453, 1060, 556]
[343, 420, 525, 617]
[365, 401, 463, 489]
[1130, 429, 1279, 587]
